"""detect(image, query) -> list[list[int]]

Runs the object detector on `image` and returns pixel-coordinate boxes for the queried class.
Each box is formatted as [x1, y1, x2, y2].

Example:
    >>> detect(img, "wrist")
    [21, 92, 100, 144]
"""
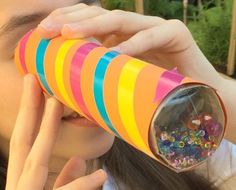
[216, 77, 236, 143]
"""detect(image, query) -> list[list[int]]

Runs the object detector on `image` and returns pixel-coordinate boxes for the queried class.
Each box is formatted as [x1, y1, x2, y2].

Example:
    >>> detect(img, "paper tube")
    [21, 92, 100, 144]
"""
[15, 29, 227, 172]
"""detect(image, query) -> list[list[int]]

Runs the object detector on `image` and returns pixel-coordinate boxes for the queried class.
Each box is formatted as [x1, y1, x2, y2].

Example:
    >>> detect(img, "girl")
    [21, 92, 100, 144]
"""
[0, 0, 235, 189]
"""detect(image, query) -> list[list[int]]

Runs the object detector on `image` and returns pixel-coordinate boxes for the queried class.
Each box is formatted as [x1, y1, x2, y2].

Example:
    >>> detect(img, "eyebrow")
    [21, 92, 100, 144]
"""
[0, 0, 98, 37]
[0, 13, 47, 37]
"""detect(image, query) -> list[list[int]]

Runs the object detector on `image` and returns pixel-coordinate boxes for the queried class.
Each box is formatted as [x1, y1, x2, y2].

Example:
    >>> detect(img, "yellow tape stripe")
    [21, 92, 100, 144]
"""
[118, 59, 150, 153]
[55, 40, 80, 111]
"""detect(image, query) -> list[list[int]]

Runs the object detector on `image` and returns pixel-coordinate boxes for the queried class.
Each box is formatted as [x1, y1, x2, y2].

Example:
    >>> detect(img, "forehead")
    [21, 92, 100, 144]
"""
[0, 0, 79, 25]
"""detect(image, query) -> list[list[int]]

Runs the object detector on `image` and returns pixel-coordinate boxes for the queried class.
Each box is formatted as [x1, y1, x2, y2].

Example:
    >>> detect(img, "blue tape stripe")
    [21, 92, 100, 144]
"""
[36, 39, 53, 95]
[94, 51, 121, 137]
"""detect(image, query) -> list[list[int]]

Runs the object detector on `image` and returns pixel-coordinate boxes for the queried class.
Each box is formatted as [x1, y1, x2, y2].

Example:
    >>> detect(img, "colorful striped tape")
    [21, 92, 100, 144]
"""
[15, 30, 192, 163]
[15, 30, 225, 172]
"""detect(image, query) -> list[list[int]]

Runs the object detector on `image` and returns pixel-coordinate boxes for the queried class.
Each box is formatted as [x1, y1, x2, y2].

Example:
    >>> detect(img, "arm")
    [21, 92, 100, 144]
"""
[218, 78, 236, 144]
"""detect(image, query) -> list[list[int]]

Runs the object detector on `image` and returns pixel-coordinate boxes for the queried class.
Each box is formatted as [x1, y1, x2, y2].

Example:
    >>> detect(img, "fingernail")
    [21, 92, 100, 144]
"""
[38, 17, 62, 32]
[39, 18, 54, 30]
[90, 169, 106, 180]
[110, 46, 123, 54]
[37, 24, 59, 39]
[85, 37, 102, 45]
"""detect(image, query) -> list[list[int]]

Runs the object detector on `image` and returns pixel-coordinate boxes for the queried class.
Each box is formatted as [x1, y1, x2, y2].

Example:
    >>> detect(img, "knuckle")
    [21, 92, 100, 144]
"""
[76, 3, 88, 9]
[89, 5, 100, 11]
[49, 13, 60, 22]
[51, 8, 63, 17]
[168, 19, 190, 34]
[168, 19, 184, 26]
[136, 30, 155, 49]
[109, 10, 126, 30]
[168, 19, 187, 30]
[111, 9, 125, 17]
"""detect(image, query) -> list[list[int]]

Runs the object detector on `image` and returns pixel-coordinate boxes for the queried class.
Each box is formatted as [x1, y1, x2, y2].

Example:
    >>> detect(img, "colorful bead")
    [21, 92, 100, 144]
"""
[188, 139, 194, 144]
[187, 118, 201, 130]
[160, 131, 169, 141]
[168, 151, 175, 157]
[187, 158, 195, 165]
[156, 112, 223, 171]
[207, 151, 213, 156]
[194, 139, 201, 145]
[181, 135, 189, 142]
[169, 136, 176, 142]
[198, 130, 205, 137]
[212, 143, 217, 149]
[163, 140, 171, 146]
[178, 141, 185, 148]
[204, 115, 212, 121]
[208, 136, 215, 141]
[201, 150, 209, 157]
[192, 119, 201, 126]
[205, 122, 222, 137]
[204, 142, 211, 149]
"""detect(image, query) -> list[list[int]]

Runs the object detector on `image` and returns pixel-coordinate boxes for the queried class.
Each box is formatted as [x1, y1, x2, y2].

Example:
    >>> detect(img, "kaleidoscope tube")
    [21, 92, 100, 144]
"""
[15, 29, 227, 172]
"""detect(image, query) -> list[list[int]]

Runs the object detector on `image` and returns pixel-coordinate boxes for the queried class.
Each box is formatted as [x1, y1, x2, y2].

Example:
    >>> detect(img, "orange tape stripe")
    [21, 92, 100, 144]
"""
[103, 54, 138, 148]
[44, 36, 66, 102]
[81, 47, 113, 133]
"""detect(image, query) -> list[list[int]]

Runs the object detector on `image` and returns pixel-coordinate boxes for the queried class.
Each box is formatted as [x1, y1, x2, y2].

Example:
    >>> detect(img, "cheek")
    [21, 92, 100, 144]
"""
[53, 125, 115, 159]
[0, 61, 23, 140]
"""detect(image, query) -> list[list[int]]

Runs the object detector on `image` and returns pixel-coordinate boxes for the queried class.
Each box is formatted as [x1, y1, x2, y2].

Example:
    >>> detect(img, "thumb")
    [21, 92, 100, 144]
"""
[53, 156, 86, 189]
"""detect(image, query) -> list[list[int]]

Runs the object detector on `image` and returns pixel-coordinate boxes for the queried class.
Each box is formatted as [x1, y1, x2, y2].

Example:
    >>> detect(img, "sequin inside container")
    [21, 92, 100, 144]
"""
[149, 84, 226, 172]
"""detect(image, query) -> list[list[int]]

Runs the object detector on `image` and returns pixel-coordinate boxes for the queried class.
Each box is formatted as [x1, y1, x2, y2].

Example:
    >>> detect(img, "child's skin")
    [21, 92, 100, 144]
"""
[0, 1, 235, 189]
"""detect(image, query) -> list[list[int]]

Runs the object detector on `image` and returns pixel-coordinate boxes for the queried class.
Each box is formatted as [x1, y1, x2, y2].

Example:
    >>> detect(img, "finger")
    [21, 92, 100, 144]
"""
[37, 5, 106, 39]
[57, 169, 107, 190]
[17, 98, 64, 190]
[50, 3, 89, 15]
[54, 6, 107, 25]
[54, 157, 87, 188]
[36, 3, 89, 38]
[6, 74, 44, 190]
[61, 10, 165, 38]
[112, 20, 193, 57]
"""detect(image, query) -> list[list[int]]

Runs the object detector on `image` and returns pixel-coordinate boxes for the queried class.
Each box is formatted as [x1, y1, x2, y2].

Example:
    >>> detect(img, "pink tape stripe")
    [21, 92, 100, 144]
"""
[19, 30, 33, 74]
[154, 68, 184, 102]
[70, 43, 99, 121]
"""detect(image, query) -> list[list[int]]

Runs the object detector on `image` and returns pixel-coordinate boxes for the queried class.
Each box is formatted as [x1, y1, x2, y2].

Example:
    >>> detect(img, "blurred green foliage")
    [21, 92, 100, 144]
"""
[100, 0, 135, 11]
[101, 0, 233, 69]
[100, 0, 197, 20]
[144, 0, 197, 20]
[188, 0, 233, 67]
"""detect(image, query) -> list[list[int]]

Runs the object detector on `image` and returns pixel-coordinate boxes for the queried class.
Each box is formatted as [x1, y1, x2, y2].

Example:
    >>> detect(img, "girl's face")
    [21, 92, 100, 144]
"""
[0, 0, 115, 160]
